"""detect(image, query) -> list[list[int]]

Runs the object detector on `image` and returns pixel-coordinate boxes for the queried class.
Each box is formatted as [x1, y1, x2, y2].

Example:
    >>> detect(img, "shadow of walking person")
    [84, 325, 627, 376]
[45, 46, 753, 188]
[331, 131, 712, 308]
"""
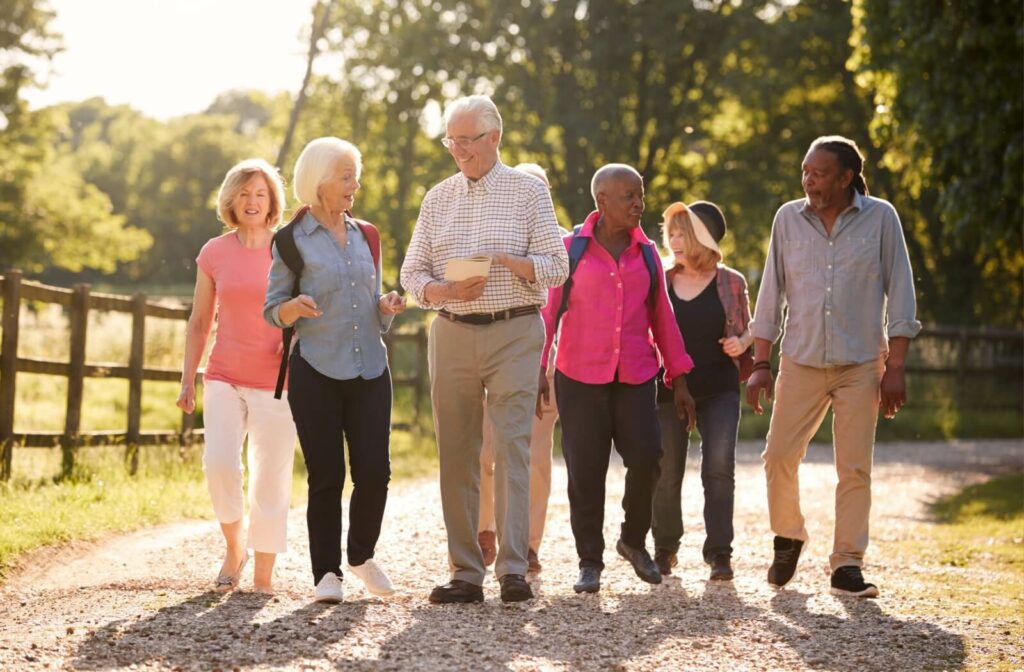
[72, 589, 368, 670]
[367, 586, 772, 670]
[767, 589, 966, 671]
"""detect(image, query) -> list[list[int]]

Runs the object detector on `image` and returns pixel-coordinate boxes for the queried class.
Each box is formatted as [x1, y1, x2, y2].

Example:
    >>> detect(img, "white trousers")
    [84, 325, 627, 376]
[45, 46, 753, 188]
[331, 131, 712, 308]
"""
[202, 380, 298, 554]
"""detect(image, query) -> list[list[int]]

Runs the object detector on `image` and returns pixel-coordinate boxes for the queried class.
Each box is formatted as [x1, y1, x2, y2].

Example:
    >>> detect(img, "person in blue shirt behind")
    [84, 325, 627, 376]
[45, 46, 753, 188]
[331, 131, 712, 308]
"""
[264, 137, 406, 603]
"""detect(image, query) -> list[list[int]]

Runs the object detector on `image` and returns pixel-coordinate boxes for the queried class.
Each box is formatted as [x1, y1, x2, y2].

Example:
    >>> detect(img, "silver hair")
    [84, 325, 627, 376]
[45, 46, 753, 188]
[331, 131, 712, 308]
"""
[590, 163, 642, 206]
[443, 94, 503, 135]
[292, 137, 362, 206]
[514, 162, 549, 187]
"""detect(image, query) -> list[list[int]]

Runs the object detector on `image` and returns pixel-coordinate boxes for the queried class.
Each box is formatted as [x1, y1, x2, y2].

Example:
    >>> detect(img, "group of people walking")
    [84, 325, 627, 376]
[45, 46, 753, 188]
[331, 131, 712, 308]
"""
[178, 94, 920, 604]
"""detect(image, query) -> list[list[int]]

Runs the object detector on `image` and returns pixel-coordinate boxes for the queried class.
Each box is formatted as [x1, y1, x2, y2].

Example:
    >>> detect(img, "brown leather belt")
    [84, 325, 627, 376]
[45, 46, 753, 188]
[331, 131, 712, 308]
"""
[438, 306, 538, 325]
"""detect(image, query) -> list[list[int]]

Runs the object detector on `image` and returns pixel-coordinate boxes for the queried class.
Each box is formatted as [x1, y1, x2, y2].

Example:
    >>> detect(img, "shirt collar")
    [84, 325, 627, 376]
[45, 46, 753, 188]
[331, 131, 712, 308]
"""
[298, 208, 356, 236]
[579, 210, 654, 247]
[457, 158, 506, 195]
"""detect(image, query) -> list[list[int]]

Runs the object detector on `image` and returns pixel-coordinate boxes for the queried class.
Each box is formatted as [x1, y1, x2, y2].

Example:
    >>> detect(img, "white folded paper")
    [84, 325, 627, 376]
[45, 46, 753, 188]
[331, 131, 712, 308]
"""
[444, 255, 492, 281]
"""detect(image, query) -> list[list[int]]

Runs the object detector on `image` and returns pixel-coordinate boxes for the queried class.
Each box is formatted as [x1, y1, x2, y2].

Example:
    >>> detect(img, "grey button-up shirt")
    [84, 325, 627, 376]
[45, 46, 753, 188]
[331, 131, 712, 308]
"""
[749, 193, 922, 368]
[264, 211, 394, 381]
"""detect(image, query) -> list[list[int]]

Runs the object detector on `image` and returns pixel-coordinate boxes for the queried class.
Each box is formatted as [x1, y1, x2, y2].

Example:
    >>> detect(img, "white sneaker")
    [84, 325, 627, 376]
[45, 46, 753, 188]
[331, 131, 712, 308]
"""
[314, 572, 344, 603]
[347, 558, 395, 597]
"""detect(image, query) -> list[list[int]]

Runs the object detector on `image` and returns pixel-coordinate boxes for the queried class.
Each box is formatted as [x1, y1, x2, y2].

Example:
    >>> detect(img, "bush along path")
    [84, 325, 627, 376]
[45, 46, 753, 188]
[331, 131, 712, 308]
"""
[0, 440, 1020, 671]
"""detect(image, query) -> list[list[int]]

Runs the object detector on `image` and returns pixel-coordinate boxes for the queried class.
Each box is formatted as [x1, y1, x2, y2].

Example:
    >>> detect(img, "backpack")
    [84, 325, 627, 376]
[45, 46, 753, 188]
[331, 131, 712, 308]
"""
[271, 204, 381, 399]
[554, 223, 662, 328]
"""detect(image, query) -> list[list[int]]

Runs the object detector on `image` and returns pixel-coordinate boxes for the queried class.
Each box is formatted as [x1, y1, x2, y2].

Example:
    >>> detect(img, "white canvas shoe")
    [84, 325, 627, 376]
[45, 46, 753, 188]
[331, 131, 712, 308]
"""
[347, 559, 395, 597]
[314, 572, 344, 603]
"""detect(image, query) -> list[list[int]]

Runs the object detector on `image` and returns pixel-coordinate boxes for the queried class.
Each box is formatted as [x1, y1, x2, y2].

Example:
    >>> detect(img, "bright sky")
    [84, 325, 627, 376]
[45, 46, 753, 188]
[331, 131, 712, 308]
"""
[23, 0, 318, 120]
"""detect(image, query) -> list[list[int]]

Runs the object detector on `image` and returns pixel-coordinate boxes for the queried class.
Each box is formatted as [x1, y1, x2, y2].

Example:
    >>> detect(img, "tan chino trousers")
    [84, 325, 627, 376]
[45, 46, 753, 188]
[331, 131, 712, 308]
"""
[762, 355, 884, 570]
[428, 312, 544, 584]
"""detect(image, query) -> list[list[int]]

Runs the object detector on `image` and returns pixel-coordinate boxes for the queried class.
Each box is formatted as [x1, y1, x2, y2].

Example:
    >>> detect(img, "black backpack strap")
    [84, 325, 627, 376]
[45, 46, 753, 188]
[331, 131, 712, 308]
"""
[271, 209, 308, 399]
[639, 241, 660, 308]
[554, 224, 587, 328]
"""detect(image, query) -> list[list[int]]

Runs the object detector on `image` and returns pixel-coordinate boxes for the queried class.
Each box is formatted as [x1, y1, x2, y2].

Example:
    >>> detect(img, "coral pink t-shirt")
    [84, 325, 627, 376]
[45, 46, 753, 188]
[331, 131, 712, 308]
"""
[196, 232, 282, 390]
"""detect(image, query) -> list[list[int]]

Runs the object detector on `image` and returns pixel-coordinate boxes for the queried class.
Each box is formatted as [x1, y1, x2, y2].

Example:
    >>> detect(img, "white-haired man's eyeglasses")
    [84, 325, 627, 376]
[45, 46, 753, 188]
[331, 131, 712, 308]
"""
[441, 131, 488, 150]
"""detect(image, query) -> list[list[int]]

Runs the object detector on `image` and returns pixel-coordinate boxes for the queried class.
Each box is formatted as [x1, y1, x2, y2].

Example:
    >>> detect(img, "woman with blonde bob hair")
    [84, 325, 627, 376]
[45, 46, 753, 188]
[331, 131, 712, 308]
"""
[264, 137, 406, 603]
[178, 158, 298, 594]
[649, 200, 753, 582]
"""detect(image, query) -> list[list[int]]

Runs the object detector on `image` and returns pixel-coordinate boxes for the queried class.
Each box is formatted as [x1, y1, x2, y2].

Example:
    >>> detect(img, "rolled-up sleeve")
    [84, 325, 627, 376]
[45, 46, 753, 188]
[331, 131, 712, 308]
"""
[264, 242, 295, 329]
[399, 192, 442, 309]
[525, 188, 569, 289]
[880, 205, 922, 339]
[749, 211, 786, 343]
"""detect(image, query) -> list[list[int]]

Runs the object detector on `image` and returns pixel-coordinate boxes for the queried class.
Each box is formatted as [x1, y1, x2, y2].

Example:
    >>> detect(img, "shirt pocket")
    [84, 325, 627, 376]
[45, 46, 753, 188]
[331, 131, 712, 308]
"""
[782, 239, 816, 277]
[837, 237, 881, 279]
[300, 256, 343, 299]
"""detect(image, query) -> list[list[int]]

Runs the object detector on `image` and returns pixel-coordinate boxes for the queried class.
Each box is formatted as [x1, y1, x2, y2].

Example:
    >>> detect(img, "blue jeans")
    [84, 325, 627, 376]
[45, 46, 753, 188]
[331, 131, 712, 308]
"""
[651, 390, 739, 561]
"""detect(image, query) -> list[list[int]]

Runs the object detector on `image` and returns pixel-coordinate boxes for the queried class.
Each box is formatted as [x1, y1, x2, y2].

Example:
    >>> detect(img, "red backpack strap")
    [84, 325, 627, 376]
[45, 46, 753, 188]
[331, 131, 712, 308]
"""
[351, 216, 381, 271]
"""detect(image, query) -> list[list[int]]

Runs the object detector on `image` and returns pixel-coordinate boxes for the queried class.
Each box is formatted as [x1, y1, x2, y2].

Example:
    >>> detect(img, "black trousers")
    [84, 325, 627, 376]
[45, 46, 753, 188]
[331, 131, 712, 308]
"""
[555, 370, 662, 569]
[287, 353, 392, 584]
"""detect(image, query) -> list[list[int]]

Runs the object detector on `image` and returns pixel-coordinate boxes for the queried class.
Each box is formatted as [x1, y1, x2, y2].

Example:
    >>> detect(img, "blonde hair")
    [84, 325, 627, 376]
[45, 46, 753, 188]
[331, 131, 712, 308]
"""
[662, 208, 721, 273]
[292, 137, 363, 206]
[216, 158, 285, 229]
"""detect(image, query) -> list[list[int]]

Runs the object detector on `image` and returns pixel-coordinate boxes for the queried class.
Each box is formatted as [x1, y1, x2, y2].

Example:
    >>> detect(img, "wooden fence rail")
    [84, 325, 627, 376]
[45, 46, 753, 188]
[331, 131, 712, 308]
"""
[0, 270, 428, 481]
[1, 270, 1021, 481]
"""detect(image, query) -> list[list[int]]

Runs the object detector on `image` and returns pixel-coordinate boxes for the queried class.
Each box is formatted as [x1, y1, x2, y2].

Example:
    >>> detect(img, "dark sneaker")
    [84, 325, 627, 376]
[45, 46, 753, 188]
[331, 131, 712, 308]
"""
[499, 574, 534, 602]
[616, 539, 662, 585]
[573, 567, 602, 594]
[767, 536, 804, 588]
[830, 566, 879, 598]
[527, 548, 542, 574]
[654, 548, 677, 576]
[478, 530, 497, 567]
[709, 554, 734, 581]
[428, 579, 484, 604]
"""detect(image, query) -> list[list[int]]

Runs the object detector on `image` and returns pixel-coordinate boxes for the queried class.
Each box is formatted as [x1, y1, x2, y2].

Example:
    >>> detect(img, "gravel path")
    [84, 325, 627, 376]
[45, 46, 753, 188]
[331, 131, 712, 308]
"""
[0, 439, 1020, 671]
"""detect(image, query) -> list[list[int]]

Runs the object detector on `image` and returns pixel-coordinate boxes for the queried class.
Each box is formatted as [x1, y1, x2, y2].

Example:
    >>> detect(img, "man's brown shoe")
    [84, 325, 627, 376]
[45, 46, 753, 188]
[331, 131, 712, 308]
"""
[654, 548, 677, 576]
[499, 574, 533, 602]
[428, 580, 484, 604]
[527, 548, 542, 574]
[478, 530, 497, 567]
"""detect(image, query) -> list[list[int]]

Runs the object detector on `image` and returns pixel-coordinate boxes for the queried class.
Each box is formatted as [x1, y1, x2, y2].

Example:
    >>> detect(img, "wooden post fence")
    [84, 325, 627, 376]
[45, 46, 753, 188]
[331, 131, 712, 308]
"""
[0, 270, 430, 481]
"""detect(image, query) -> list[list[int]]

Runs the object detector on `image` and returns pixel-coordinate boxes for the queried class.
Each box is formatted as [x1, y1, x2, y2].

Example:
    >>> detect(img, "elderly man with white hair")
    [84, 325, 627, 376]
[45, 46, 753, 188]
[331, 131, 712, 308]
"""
[401, 95, 569, 604]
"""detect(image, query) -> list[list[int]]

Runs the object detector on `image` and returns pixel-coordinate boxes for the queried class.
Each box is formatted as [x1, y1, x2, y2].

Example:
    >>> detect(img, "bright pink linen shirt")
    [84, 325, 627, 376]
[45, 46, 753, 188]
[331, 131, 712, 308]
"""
[197, 232, 283, 391]
[540, 210, 694, 386]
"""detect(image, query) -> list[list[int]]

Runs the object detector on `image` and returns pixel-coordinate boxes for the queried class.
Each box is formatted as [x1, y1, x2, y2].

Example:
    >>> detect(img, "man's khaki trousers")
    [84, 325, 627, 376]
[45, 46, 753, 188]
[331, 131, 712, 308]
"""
[428, 312, 544, 584]
[762, 355, 884, 570]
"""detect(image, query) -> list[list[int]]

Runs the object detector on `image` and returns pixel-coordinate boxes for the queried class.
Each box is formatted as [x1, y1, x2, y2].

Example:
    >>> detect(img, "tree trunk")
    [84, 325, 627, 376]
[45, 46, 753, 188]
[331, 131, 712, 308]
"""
[277, 0, 333, 170]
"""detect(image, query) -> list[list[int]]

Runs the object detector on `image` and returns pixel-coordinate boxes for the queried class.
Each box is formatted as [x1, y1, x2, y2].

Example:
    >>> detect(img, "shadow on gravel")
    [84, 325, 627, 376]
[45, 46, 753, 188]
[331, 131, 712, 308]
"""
[72, 589, 367, 670]
[350, 583, 769, 671]
[767, 590, 965, 671]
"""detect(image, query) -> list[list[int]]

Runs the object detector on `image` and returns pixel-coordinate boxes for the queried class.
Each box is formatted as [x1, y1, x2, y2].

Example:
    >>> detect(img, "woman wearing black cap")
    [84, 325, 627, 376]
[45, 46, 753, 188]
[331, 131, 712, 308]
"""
[650, 200, 752, 581]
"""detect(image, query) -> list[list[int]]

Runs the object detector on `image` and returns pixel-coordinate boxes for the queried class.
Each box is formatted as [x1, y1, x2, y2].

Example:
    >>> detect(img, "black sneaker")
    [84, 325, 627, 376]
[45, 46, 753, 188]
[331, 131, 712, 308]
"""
[767, 536, 804, 588]
[709, 554, 733, 581]
[573, 566, 602, 593]
[830, 565, 879, 598]
[654, 548, 677, 576]
[616, 539, 662, 584]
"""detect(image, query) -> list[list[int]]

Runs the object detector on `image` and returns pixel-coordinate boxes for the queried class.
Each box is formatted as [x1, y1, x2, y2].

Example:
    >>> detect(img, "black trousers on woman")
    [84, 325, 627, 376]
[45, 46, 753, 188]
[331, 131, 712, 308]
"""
[287, 352, 392, 584]
[555, 370, 662, 570]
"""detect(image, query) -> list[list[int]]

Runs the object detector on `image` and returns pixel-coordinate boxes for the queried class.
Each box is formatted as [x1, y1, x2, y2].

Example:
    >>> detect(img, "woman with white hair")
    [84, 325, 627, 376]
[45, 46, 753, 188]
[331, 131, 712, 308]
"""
[178, 158, 298, 594]
[264, 137, 406, 603]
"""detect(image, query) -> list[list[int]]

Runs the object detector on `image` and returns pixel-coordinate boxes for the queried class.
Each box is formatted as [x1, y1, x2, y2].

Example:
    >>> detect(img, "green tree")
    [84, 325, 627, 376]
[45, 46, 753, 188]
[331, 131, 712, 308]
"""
[0, 2, 152, 275]
[851, 0, 1024, 326]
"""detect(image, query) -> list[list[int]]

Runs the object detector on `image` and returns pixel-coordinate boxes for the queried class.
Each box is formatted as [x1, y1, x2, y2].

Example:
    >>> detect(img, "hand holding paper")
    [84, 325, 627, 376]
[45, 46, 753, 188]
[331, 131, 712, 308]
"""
[444, 255, 492, 281]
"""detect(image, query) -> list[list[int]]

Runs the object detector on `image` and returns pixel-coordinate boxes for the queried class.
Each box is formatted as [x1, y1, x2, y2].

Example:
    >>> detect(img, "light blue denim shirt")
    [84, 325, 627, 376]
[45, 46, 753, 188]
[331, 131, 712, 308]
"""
[749, 193, 922, 368]
[263, 211, 394, 381]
